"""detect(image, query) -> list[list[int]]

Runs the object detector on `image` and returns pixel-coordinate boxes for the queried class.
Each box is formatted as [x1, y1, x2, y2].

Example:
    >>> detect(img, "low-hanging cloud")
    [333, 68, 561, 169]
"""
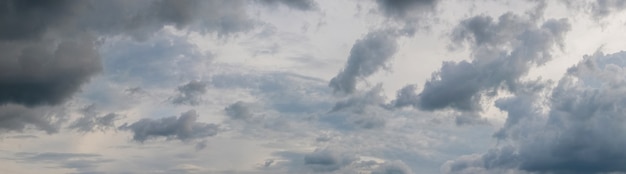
[119, 110, 219, 142]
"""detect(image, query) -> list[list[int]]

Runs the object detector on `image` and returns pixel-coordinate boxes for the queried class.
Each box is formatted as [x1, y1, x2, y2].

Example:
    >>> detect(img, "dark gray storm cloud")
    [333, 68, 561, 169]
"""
[119, 110, 219, 142]
[394, 13, 570, 112]
[0, 0, 259, 133]
[0, 0, 81, 40]
[329, 30, 398, 94]
[444, 51, 626, 174]
[68, 105, 121, 133]
[376, 0, 439, 19]
[0, 36, 102, 106]
[171, 81, 208, 106]
[257, 0, 318, 11]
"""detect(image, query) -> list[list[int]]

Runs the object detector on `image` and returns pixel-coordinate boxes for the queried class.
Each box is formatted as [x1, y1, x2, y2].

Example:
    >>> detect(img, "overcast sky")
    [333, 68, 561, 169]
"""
[2, 0, 626, 173]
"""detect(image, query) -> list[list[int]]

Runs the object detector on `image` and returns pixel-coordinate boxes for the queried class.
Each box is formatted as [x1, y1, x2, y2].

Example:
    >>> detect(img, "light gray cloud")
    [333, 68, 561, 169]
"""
[329, 30, 398, 94]
[590, 0, 626, 18]
[394, 13, 570, 112]
[83, 0, 255, 39]
[119, 110, 219, 142]
[212, 72, 332, 114]
[372, 160, 414, 174]
[445, 51, 626, 174]
[327, 85, 389, 129]
[13, 152, 111, 173]
[563, 0, 626, 19]
[257, 0, 318, 11]
[101, 31, 211, 88]
[68, 104, 122, 133]
[171, 80, 208, 106]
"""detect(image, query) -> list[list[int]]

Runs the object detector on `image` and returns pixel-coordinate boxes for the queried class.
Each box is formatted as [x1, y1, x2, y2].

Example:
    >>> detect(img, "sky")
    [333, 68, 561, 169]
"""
[1, 0, 626, 173]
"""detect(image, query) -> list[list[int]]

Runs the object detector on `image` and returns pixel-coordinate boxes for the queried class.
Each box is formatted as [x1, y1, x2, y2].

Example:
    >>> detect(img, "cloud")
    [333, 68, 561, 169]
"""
[83, 0, 255, 39]
[376, 0, 439, 19]
[590, 0, 626, 18]
[257, 0, 318, 11]
[374, 0, 440, 34]
[329, 30, 398, 94]
[444, 51, 626, 174]
[0, 0, 83, 40]
[224, 101, 254, 120]
[303, 148, 358, 172]
[0, 36, 102, 106]
[395, 13, 570, 112]
[0, 104, 67, 134]
[171, 80, 208, 106]
[101, 31, 211, 87]
[327, 85, 389, 129]
[13, 152, 111, 173]
[372, 160, 414, 174]
[212, 71, 332, 114]
[67, 104, 122, 133]
[0, 0, 255, 134]
[119, 110, 219, 142]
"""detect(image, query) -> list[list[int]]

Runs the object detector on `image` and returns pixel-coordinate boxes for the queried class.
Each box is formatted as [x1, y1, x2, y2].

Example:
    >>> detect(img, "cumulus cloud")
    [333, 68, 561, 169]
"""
[329, 30, 398, 94]
[119, 110, 219, 142]
[445, 51, 626, 174]
[395, 13, 570, 112]
[171, 80, 208, 106]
